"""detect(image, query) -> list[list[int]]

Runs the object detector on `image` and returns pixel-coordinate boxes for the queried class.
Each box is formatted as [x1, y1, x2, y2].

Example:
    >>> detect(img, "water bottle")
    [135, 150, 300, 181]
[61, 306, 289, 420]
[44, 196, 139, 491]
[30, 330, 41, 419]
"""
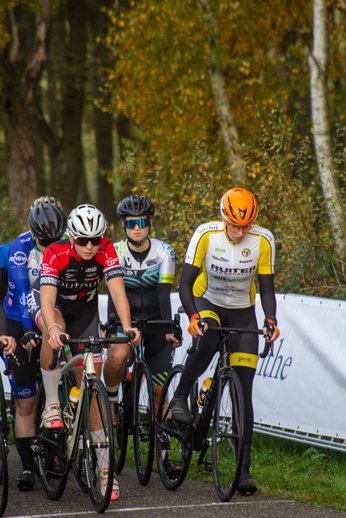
[69, 386, 81, 411]
[197, 377, 212, 408]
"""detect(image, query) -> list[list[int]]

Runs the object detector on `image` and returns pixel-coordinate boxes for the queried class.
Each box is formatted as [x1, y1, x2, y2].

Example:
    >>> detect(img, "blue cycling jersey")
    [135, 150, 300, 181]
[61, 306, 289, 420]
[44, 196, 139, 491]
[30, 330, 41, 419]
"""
[3, 231, 42, 329]
[0, 244, 10, 271]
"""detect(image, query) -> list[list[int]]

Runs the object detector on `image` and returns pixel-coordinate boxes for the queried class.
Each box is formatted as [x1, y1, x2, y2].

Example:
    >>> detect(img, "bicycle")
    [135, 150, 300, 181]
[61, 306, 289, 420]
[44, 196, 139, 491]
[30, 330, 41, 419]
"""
[32, 333, 134, 513]
[106, 313, 182, 486]
[0, 347, 19, 517]
[156, 322, 273, 502]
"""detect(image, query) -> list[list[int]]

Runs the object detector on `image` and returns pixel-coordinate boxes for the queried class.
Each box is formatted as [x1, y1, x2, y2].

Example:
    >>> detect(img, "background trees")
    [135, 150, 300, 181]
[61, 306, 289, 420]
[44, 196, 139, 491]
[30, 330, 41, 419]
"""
[1, 0, 346, 297]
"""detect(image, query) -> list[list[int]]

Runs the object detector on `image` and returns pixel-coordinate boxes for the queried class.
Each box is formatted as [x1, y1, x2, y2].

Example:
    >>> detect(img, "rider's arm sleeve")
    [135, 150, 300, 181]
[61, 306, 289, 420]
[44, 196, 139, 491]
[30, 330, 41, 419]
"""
[0, 303, 7, 335]
[258, 273, 276, 319]
[179, 263, 201, 320]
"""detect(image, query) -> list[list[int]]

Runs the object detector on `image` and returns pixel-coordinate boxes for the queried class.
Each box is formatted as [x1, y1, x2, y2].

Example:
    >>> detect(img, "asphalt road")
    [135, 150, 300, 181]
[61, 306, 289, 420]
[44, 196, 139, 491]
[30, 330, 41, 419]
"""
[3, 445, 346, 518]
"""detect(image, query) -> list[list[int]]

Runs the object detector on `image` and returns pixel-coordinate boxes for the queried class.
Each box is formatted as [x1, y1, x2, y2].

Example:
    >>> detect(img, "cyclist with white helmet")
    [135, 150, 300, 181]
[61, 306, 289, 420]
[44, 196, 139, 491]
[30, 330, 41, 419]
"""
[106, 195, 180, 418]
[3, 196, 67, 491]
[31, 204, 140, 501]
[170, 188, 280, 496]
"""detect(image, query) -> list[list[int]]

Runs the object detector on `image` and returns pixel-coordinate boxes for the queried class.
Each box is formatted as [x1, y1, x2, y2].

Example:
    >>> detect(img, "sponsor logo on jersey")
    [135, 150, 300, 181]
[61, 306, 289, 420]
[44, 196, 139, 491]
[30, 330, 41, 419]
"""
[212, 255, 229, 262]
[124, 257, 132, 268]
[19, 235, 32, 244]
[65, 273, 76, 280]
[239, 260, 253, 263]
[10, 251, 27, 266]
[40, 276, 58, 285]
[211, 264, 256, 275]
[107, 257, 119, 267]
[18, 388, 32, 398]
[146, 259, 158, 266]
[85, 266, 97, 273]
[242, 248, 251, 257]
[57, 279, 100, 290]
[41, 265, 56, 274]
[215, 247, 226, 253]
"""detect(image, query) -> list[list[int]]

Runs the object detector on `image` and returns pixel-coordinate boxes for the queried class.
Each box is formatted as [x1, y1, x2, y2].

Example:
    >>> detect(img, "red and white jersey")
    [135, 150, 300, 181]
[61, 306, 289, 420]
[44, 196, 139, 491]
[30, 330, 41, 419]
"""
[40, 238, 122, 310]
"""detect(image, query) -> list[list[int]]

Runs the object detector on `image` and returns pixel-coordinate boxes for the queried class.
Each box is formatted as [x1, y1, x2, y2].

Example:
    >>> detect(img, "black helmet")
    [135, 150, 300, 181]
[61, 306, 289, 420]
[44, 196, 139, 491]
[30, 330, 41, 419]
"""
[28, 202, 67, 241]
[117, 195, 155, 219]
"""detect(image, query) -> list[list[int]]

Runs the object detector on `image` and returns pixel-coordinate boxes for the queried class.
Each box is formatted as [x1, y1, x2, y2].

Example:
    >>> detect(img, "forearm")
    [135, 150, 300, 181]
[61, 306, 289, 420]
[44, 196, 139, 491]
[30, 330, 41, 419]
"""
[179, 263, 200, 319]
[258, 274, 276, 318]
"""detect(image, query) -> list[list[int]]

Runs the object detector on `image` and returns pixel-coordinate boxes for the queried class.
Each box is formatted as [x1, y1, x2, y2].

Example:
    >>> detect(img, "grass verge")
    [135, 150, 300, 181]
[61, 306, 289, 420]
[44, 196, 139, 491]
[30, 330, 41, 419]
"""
[124, 432, 346, 511]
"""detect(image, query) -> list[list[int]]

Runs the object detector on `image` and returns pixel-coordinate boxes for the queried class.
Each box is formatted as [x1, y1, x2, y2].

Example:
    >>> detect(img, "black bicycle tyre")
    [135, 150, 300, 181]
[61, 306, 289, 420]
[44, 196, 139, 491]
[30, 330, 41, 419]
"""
[156, 364, 192, 491]
[0, 429, 8, 518]
[212, 368, 245, 502]
[35, 383, 68, 500]
[133, 361, 155, 485]
[83, 377, 114, 513]
[114, 379, 129, 474]
[0, 374, 8, 443]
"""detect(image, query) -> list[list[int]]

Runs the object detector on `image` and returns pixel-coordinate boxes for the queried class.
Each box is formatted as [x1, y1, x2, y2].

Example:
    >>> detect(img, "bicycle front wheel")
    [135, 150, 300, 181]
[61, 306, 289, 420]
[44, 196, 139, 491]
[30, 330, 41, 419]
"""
[0, 374, 8, 444]
[35, 383, 68, 500]
[212, 368, 245, 502]
[83, 378, 114, 513]
[0, 430, 8, 517]
[156, 364, 192, 491]
[133, 361, 155, 485]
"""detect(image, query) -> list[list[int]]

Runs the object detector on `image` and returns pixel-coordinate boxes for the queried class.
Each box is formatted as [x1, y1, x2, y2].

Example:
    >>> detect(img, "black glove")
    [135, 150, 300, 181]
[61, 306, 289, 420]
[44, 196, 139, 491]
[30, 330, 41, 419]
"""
[21, 327, 36, 347]
[263, 316, 279, 339]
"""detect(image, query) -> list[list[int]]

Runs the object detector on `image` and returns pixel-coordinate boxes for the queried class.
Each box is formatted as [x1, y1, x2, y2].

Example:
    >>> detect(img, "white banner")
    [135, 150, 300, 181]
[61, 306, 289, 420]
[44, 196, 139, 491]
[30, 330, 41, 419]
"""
[4, 293, 344, 445]
[169, 292, 346, 443]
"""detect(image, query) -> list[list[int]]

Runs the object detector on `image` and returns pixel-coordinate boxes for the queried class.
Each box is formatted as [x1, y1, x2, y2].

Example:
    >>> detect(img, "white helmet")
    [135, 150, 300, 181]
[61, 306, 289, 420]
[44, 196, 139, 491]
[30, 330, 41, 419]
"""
[67, 204, 107, 238]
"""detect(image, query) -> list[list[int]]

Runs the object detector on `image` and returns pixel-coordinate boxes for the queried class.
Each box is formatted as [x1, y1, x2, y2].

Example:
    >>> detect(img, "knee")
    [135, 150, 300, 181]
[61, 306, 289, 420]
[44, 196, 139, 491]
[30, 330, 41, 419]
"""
[15, 397, 36, 418]
[106, 344, 130, 371]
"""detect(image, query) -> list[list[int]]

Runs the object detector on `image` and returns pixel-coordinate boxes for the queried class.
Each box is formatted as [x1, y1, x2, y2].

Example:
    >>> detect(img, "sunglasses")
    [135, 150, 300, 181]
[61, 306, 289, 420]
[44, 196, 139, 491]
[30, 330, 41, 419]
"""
[75, 236, 101, 247]
[123, 218, 150, 230]
[37, 237, 60, 247]
[226, 222, 252, 233]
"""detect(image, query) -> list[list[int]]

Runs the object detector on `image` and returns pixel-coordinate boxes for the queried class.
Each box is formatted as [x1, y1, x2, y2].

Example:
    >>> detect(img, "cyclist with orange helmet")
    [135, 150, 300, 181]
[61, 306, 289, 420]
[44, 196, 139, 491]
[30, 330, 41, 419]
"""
[171, 187, 280, 496]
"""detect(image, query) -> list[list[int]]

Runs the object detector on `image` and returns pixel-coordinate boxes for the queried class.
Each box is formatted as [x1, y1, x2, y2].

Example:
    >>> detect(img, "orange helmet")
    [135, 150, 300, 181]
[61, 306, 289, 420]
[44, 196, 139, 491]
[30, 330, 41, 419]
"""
[220, 188, 258, 227]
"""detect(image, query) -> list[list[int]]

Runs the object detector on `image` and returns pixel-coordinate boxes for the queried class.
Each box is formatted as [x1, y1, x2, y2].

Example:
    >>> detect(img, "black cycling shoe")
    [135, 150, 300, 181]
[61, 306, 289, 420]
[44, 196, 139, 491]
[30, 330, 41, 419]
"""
[163, 456, 182, 477]
[237, 471, 257, 495]
[170, 397, 193, 425]
[17, 470, 35, 491]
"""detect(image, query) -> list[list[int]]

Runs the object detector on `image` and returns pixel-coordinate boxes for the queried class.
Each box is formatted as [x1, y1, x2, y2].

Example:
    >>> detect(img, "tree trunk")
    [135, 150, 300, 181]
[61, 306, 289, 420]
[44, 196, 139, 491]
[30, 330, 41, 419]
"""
[88, 0, 116, 222]
[0, 1, 52, 217]
[196, 0, 245, 184]
[308, 0, 346, 257]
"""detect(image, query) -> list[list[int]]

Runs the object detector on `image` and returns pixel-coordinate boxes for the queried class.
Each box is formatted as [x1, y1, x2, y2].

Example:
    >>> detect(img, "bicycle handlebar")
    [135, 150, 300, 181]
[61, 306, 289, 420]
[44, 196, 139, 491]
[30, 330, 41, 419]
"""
[0, 341, 20, 375]
[105, 313, 183, 343]
[48, 332, 135, 370]
[186, 324, 274, 358]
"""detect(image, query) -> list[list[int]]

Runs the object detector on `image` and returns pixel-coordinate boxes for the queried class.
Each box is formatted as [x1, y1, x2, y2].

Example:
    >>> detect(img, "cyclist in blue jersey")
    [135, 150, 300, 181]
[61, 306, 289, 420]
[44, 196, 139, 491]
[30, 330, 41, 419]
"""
[3, 196, 66, 491]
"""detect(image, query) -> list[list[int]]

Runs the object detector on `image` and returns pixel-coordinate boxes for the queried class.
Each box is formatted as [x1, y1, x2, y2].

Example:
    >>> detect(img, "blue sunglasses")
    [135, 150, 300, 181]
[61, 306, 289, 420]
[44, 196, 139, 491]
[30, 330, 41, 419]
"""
[124, 218, 150, 230]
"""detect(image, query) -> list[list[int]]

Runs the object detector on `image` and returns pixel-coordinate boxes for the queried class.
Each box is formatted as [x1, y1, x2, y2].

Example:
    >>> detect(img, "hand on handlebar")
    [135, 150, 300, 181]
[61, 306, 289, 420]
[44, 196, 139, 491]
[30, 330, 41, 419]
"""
[48, 326, 69, 350]
[165, 333, 181, 348]
[126, 327, 141, 346]
[0, 335, 17, 356]
[263, 317, 280, 343]
[188, 318, 208, 338]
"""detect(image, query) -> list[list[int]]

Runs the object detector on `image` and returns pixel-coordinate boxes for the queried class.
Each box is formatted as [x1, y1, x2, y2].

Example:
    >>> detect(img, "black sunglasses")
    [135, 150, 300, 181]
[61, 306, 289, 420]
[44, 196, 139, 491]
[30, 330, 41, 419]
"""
[37, 237, 59, 247]
[75, 236, 101, 247]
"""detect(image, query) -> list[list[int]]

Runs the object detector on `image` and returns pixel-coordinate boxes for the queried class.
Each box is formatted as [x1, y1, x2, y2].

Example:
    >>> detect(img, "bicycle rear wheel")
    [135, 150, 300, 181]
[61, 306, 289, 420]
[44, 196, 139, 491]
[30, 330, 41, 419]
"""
[133, 361, 155, 485]
[0, 429, 8, 517]
[113, 378, 129, 474]
[83, 378, 114, 513]
[212, 368, 245, 501]
[156, 364, 192, 490]
[35, 383, 68, 500]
